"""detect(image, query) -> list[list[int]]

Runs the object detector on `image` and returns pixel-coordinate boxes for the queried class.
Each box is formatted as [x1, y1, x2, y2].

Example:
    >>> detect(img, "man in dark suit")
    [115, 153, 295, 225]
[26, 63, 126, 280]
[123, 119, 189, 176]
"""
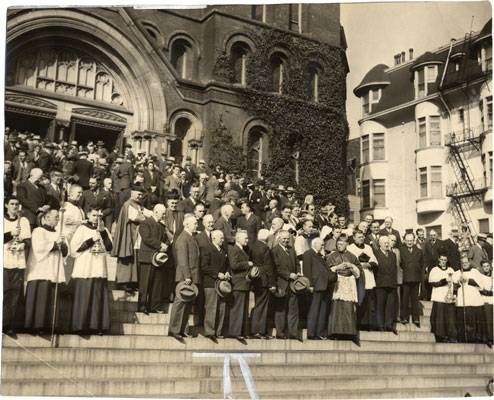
[200, 230, 229, 340]
[374, 236, 398, 333]
[237, 201, 262, 249]
[178, 184, 203, 214]
[400, 233, 424, 327]
[101, 178, 116, 230]
[366, 221, 381, 250]
[72, 151, 94, 190]
[183, 156, 197, 183]
[164, 191, 185, 242]
[80, 177, 103, 215]
[304, 237, 336, 339]
[249, 229, 276, 338]
[250, 181, 268, 221]
[214, 204, 235, 247]
[264, 199, 281, 229]
[16, 168, 49, 228]
[196, 214, 214, 251]
[115, 156, 134, 192]
[138, 204, 169, 313]
[37, 143, 55, 172]
[421, 229, 442, 300]
[168, 215, 200, 340]
[227, 231, 253, 340]
[379, 216, 402, 248]
[45, 170, 64, 210]
[272, 230, 301, 340]
[143, 161, 160, 193]
[4, 134, 18, 162]
[441, 230, 461, 271]
[12, 150, 33, 194]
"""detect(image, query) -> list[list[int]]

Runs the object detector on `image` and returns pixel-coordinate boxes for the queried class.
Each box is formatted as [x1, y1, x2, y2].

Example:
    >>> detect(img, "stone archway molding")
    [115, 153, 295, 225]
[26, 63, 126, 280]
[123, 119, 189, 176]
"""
[7, 9, 167, 137]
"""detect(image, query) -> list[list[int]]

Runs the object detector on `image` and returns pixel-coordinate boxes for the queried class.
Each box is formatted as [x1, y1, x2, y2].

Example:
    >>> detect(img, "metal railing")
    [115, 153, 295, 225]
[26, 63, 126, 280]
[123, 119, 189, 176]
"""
[445, 177, 488, 197]
[444, 124, 491, 146]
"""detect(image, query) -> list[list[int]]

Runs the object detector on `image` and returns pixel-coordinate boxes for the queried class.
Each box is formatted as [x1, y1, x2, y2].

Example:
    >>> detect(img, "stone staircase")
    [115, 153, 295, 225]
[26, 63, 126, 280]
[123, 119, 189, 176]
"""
[1, 290, 492, 398]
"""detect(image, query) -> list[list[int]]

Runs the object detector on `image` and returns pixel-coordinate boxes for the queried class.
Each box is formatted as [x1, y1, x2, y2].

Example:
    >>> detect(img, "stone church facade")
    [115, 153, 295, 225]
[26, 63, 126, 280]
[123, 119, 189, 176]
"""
[6, 6, 346, 173]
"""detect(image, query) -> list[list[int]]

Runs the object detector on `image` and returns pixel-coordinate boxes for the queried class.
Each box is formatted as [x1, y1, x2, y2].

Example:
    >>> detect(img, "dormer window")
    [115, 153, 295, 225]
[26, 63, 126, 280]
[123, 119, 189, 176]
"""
[414, 65, 438, 99]
[362, 88, 382, 116]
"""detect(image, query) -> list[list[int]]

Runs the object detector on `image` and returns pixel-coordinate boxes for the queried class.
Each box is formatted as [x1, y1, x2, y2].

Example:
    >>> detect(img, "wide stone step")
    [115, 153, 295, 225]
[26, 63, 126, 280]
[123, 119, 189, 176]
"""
[173, 387, 489, 400]
[109, 309, 432, 332]
[1, 375, 489, 397]
[108, 322, 436, 342]
[3, 333, 490, 354]
[3, 346, 490, 365]
[110, 290, 434, 313]
[1, 360, 487, 380]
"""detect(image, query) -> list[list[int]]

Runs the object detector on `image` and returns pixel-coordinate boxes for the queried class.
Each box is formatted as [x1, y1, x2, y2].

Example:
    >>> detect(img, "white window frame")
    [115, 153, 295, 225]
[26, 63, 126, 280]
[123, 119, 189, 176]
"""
[372, 179, 386, 208]
[361, 179, 371, 209]
[414, 65, 438, 99]
[361, 134, 370, 164]
[480, 45, 493, 73]
[416, 115, 442, 149]
[372, 132, 386, 161]
[361, 178, 386, 209]
[418, 166, 443, 199]
[430, 165, 443, 198]
[419, 167, 428, 198]
[361, 88, 382, 117]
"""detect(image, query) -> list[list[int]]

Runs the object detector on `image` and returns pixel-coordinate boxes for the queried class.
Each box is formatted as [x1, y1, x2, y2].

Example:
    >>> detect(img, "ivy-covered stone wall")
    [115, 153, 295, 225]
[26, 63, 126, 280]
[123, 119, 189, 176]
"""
[213, 26, 349, 214]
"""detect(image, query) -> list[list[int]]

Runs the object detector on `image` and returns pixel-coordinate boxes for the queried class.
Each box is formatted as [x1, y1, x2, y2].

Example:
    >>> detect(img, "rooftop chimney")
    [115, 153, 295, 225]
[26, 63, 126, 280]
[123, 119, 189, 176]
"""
[401, 51, 406, 63]
[394, 54, 401, 66]
[409, 48, 414, 60]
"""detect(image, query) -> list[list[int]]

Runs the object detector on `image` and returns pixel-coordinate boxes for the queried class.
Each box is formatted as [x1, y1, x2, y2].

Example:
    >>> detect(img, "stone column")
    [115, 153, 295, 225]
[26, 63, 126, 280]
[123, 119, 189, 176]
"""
[188, 139, 203, 165]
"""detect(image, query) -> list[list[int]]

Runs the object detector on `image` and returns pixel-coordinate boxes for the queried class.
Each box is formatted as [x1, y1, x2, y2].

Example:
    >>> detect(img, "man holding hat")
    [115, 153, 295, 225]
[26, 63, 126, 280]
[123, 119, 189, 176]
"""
[227, 231, 253, 340]
[200, 230, 229, 340]
[137, 204, 170, 314]
[272, 230, 301, 340]
[304, 237, 336, 339]
[249, 229, 276, 339]
[168, 215, 200, 341]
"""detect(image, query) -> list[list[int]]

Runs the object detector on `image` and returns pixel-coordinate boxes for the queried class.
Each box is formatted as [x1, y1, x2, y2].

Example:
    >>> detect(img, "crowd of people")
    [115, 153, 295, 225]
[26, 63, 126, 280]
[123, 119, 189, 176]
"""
[3, 128, 493, 347]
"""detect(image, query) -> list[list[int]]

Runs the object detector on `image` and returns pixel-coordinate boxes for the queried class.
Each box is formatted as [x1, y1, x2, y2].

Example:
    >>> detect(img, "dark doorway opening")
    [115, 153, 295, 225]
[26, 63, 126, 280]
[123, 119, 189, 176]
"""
[5, 111, 53, 138]
[169, 118, 191, 165]
[72, 121, 122, 150]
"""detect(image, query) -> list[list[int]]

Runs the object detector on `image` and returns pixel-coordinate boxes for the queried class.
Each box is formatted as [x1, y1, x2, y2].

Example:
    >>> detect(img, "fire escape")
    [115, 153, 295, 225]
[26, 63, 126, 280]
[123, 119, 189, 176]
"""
[445, 127, 487, 237]
[442, 30, 490, 239]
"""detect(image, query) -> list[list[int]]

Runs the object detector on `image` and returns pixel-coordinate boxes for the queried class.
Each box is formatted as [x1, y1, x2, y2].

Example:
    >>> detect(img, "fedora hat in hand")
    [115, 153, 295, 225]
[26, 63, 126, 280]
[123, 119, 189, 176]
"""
[152, 251, 169, 267]
[246, 266, 260, 281]
[215, 280, 233, 298]
[290, 276, 311, 294]
[175, 281, 199, 303]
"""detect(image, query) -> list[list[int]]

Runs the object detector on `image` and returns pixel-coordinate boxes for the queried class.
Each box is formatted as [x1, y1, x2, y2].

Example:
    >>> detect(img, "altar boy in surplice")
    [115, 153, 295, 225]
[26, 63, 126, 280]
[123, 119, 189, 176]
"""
[25, 209, 68, 334]
[70, 208, 113, 335]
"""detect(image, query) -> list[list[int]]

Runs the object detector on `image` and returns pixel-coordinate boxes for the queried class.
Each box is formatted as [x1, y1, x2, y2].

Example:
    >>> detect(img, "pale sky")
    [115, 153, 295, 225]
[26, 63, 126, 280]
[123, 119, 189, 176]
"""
[341, 1, 492, 139]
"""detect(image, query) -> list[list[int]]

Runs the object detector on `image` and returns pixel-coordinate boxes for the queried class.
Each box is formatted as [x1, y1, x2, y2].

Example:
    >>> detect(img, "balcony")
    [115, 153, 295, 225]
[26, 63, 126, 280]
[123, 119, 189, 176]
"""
[445, 178, 488, 199]
[444, 125, 489, 151]
[416, 197, 448, 214]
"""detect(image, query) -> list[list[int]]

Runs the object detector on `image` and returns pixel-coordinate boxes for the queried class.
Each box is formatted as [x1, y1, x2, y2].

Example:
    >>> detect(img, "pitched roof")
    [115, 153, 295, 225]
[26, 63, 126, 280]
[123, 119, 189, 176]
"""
[354, 23, 491, 116]
[353, 64, 390, 96]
